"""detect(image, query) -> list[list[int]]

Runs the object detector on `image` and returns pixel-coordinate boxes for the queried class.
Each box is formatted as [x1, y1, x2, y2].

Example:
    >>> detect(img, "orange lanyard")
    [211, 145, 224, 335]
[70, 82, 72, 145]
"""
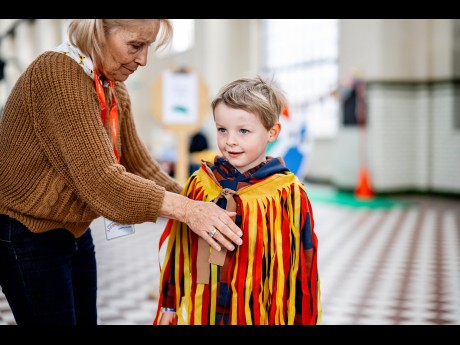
[94, 70, 120, 163]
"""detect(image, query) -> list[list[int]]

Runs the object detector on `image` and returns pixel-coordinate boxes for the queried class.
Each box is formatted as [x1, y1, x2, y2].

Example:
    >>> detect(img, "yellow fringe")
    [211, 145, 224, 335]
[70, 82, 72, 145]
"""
[162, 169, 311, 325]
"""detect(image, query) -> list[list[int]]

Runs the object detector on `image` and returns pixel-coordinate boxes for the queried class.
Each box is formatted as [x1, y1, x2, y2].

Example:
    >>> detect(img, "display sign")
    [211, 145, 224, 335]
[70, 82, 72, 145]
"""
[162, 70, 198, 125]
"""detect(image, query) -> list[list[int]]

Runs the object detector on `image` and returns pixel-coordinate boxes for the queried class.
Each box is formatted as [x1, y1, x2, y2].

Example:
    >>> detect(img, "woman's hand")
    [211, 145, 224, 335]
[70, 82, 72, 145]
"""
[159, 191, 243, 252]
[184, 198, 243, 252]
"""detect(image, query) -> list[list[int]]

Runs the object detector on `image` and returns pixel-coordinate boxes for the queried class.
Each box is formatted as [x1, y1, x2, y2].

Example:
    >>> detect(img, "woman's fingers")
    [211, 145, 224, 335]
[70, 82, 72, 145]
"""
[207, 227, 236, 252]
[214, 212, 242, 246]
[187, 200, 243, 251]
[203, 215, 242, 252]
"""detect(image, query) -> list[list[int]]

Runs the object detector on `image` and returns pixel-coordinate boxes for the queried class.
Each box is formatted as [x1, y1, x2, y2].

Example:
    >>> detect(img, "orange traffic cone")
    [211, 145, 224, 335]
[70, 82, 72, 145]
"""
[355, 166, 374, 199]
[281, 103, 290, 119]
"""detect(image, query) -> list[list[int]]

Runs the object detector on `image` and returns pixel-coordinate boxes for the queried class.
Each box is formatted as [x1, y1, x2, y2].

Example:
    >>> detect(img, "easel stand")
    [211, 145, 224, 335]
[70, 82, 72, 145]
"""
[152, 67, 209, 186]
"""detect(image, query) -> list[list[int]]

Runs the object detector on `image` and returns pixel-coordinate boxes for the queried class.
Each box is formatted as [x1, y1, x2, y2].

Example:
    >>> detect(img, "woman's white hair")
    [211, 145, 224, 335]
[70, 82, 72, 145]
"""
[67, 19, 173, 69]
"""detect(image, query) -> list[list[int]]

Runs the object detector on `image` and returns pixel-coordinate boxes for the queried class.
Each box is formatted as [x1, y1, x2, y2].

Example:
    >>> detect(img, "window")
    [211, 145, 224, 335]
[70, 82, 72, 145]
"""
[262, 19, 339, 138]
[170, 19, 195, 53]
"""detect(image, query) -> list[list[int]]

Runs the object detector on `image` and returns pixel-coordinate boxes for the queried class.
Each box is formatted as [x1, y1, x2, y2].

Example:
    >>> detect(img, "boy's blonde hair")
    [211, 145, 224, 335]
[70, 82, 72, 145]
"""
[211, 75, 287, 130]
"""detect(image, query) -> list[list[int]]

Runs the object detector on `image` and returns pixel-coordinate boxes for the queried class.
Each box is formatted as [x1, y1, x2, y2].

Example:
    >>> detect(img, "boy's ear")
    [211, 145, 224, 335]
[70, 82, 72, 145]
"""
[268, 122, 282, 142]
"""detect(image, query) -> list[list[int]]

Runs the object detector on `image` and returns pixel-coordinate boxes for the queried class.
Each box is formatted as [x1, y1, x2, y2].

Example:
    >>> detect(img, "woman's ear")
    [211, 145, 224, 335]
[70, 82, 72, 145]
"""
[268, 122, 282, 142]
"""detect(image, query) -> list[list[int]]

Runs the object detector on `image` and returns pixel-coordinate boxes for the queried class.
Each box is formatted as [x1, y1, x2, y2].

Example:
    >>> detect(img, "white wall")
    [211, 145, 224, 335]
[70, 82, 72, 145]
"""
[1, 19, 459, 194]
[331, 19, 460, 193]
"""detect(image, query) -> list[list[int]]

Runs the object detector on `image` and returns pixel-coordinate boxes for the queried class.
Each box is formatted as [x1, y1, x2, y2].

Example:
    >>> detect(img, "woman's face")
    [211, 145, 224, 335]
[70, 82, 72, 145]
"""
[100, 20, 160, 82]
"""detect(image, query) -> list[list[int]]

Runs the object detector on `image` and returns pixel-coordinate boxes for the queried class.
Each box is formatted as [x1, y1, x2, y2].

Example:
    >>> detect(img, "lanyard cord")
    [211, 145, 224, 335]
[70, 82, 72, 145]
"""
[94, 70, 120, 163]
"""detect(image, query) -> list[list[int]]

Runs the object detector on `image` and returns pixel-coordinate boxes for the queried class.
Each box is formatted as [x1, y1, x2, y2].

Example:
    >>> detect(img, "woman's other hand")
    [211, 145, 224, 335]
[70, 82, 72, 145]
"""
[159, 311, 177, 325]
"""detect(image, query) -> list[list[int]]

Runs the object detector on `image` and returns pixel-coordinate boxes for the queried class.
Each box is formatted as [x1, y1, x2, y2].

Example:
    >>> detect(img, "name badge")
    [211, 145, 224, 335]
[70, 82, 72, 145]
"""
[104, 218, 135, 240]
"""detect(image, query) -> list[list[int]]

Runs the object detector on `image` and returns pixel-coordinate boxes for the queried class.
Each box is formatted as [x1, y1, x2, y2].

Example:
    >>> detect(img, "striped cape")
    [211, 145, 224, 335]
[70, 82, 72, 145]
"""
[153, 164, 321, 325]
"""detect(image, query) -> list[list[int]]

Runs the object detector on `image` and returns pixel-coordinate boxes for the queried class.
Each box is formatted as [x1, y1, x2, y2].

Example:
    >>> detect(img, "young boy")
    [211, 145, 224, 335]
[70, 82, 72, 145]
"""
[154, 75, 321, 325]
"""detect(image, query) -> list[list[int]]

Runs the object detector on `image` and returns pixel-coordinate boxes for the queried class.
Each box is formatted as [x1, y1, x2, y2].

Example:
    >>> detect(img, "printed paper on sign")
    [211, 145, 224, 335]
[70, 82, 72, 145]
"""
[162, 70, 198, 125]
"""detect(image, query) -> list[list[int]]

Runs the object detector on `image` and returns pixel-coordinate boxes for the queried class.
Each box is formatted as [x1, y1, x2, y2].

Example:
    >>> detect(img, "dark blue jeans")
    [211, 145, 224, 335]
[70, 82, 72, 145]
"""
[0, 214, 97, 325]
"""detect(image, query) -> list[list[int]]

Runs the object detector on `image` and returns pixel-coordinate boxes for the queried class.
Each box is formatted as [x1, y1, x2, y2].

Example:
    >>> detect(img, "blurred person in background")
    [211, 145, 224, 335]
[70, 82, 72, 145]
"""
[188, 131, 219, 175]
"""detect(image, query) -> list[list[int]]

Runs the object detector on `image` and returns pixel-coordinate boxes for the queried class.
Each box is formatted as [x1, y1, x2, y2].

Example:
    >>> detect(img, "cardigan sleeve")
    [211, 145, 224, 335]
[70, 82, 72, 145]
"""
[23, 52, 169, 224]
[115, 82, 183, 194]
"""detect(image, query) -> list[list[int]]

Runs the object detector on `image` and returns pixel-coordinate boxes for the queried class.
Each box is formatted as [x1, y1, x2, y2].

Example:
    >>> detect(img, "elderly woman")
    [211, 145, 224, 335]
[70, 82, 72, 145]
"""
[0, 19, 242, 325]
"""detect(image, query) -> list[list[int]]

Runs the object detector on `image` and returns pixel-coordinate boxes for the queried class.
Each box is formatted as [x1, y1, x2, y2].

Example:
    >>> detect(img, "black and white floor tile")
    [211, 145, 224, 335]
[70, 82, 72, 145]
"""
[1, 189, 460, 325]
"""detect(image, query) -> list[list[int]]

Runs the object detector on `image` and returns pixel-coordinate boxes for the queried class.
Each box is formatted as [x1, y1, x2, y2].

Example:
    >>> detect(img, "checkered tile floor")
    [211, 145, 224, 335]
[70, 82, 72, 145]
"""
[1, 190, 460, 325]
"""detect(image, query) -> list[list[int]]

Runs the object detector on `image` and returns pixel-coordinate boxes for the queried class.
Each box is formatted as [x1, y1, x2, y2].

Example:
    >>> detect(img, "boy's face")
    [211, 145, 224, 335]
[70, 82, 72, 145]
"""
[214, 102, 280, 174]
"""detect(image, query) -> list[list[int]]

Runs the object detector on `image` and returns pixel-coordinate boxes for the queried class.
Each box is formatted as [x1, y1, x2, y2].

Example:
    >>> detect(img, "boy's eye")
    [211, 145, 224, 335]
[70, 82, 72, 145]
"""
[217, 128, 226, 133]
[240, 129, 249, 134]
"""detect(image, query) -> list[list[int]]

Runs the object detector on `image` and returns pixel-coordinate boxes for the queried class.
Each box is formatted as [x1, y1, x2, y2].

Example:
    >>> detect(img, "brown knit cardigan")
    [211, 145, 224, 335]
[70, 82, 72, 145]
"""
[0, 51, 182, 238]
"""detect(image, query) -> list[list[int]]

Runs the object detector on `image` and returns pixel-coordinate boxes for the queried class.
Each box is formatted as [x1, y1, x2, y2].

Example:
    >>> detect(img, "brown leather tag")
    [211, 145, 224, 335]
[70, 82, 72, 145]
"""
[196, 237, 210, 284]
[208, 248, 227, 266]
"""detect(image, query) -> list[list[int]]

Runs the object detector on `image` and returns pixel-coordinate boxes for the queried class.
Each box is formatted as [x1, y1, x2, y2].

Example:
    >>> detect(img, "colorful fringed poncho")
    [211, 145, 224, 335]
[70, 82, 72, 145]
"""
[153, 157, 321, 325]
